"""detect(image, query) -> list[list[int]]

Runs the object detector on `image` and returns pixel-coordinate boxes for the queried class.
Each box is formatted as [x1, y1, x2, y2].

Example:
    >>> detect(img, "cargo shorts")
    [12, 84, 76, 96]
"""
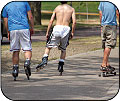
[101, 25, 117, 49]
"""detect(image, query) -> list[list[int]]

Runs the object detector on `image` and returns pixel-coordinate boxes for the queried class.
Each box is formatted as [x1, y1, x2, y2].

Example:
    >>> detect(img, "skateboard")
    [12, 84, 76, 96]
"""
[98, 70, 116, 77]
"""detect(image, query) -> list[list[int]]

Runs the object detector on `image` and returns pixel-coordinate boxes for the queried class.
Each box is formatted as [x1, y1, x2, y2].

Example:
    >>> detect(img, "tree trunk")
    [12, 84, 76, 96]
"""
[29, 2, 41, 25]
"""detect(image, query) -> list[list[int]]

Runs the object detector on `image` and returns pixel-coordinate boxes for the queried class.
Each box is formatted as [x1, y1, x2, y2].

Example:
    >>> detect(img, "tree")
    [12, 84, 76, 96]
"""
[29, 2, 41, 25]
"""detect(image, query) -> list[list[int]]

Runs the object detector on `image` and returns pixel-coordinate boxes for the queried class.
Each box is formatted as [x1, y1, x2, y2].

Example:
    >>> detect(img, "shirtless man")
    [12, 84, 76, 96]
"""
[36, 1, 76, 75]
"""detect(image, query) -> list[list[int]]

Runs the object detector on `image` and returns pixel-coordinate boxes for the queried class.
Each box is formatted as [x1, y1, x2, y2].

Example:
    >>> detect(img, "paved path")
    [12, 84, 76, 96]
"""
[1, 47, 119, 100]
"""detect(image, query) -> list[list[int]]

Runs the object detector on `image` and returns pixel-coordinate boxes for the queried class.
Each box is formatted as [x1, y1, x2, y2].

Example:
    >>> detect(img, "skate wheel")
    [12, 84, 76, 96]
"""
[36, 68, 39, 72]
[59, 72, 62, 76]
[27, 75, 30, 80]
[25, 68, 30, 80]
[14, 78, 16, 81]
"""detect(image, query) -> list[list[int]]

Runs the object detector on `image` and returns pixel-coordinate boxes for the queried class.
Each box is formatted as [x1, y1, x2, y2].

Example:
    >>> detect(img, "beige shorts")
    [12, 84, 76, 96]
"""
[46, 25, 70, 51]
[101, 25, 117, 49]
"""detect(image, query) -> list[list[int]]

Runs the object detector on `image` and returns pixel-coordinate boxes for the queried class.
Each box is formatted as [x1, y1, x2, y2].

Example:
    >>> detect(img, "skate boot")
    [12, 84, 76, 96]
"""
[36, 56, 48, 71]
[24, 59, 31, 80]
[12, 65, 19, 81]
[58, 61, 64, 76]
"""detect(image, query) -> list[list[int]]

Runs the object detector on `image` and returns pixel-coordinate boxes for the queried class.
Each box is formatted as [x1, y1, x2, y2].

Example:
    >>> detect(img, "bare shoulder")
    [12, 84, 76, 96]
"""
[54, 5, 62, 11]
[71, 7, 75, 12]
[66, 4, 75, 11]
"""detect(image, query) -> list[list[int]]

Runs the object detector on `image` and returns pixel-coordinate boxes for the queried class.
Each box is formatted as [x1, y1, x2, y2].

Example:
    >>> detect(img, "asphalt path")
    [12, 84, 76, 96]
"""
[1, 47, 119, 100]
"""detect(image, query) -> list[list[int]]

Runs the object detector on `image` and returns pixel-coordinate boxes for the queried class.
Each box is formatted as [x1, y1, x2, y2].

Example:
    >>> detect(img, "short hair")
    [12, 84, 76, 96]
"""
[60, 1, 67, 4]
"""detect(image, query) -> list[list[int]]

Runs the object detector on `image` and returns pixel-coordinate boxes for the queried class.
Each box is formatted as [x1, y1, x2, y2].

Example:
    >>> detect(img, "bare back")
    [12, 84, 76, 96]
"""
[55, 4, 74, 26]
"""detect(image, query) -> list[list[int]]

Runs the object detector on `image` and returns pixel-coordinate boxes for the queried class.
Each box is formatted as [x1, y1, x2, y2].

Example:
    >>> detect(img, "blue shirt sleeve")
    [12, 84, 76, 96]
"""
[98, 2, 102, 11]
[2, 6, 8, 18]
[115, 6, 117, 10]
[25, 2, 31, 12]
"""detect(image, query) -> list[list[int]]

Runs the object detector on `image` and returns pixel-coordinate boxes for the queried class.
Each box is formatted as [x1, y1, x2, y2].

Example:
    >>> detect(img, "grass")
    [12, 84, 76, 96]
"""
[41, 2, 100, 21]
[41, 1, 100, 13]
[41, 2, 60, 11]
[34, 25, 48, 30]
[32, 41, 46, 47]
[1, 35, 119, 72]
[34, 22, 100, 31]
[40, 1, 100, 25]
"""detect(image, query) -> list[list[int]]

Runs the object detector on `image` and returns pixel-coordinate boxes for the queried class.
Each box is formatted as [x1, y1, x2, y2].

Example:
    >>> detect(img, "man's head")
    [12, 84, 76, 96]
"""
[60, 1, 67, 4]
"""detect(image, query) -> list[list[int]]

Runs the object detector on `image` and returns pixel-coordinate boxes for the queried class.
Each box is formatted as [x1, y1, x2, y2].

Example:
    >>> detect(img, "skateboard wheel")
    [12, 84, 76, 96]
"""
[103, 72, 107, 77]
[114, 72, 116, 75]
[98, 74, 101, 77]
[102, 73, 105, 77]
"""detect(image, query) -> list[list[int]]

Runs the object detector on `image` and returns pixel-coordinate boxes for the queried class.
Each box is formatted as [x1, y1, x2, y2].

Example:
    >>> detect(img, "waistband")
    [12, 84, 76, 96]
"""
[54, 25, 70, 29]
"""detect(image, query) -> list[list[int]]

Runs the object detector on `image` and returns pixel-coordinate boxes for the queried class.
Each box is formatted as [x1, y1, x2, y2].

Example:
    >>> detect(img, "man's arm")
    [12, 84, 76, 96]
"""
[27, 10, 34, 35]
[3, 18, 10, 40]
[71, 8, 76, 39]
[46, 11, 56, 39]
[99, 11, 102, 25]
[116, 10, 119, 24]
[99, 11, 102, 33]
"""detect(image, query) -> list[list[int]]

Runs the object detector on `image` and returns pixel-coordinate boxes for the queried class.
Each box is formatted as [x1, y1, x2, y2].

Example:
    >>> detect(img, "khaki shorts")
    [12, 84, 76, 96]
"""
[101, 25, 117, 49]
[46, 25, 70, 51]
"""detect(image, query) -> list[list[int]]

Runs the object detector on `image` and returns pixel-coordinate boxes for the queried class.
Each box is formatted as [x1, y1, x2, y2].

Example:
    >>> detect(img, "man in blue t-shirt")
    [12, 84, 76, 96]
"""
[98, 2, 119, 72]
[2, 2, 34, 80]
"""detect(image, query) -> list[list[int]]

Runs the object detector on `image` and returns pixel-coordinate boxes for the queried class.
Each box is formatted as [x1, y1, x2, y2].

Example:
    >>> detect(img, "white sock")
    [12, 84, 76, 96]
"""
[59, 59, 65, 62]
[26, 58, 30, 60]
[43, 54, 48, 57]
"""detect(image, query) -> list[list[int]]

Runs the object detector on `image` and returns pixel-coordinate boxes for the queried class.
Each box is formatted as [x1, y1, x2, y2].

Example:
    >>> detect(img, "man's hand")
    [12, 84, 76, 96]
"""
[46, 33, 49, 40]
[69, 33, 74, 39]
[30, 28, 34, 42]
[30, 28, 34, 35]
[8, 31, 10, 40]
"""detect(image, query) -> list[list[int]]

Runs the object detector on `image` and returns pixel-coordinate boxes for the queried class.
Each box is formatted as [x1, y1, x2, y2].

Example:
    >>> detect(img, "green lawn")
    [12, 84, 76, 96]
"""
[41, 1, 100, 13]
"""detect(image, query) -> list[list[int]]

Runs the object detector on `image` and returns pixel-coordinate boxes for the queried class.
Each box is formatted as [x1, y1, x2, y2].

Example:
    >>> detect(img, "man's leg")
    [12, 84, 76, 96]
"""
[12, 51, 20, 80]
[102, 47, 111, 67]
[44, 47, 51, 57]
[24, 51, 32, 60]
[12, 51, 20, 65]
[60, 50, 66, 60]
[24, 51, 32, 76]
[58, 50, 66, 74]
